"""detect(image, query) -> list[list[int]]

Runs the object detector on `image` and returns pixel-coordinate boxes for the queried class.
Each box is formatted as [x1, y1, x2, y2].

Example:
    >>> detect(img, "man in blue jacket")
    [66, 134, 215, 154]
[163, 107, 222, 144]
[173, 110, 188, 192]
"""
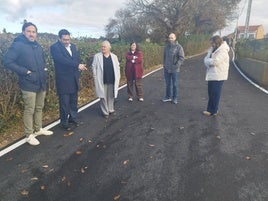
[3, 22, 53, 146]
[50, 29, 87, 130]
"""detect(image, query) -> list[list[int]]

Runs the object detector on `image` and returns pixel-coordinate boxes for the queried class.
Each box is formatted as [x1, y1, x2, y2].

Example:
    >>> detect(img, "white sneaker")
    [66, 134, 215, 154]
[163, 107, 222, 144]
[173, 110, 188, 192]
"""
[162, 97, 172, 102]
[35, 128, 53, 136]
[26, 134, 40, 146]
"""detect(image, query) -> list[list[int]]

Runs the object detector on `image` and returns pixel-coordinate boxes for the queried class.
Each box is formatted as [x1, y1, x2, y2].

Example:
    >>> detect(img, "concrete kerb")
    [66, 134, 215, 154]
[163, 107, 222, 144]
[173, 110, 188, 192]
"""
[231, 48, 268, 94]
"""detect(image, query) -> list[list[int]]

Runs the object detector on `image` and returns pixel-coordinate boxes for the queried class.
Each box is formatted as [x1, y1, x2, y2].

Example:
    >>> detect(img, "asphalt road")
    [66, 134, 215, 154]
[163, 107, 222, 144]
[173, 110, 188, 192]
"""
[0, 54, 268, 201]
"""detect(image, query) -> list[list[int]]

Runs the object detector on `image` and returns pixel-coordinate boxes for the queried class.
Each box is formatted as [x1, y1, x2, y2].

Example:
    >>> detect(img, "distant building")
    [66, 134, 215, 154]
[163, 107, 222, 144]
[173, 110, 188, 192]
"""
[237, 25, 265, 39]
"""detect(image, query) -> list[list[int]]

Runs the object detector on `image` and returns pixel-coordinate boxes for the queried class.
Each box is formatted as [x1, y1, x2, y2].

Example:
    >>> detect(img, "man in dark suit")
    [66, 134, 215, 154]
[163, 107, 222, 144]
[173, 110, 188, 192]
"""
[50, 29, 87, 130]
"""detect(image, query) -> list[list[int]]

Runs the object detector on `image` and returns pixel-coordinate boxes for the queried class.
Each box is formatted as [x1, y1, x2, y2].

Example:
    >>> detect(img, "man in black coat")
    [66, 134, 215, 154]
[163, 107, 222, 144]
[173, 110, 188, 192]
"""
[50, 29, 87, 130]
[3, 22, 53, 146]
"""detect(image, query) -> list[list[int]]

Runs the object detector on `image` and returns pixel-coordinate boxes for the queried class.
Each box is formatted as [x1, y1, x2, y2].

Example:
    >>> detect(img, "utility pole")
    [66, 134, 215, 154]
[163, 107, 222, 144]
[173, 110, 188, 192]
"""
[244, 0, 252, 38]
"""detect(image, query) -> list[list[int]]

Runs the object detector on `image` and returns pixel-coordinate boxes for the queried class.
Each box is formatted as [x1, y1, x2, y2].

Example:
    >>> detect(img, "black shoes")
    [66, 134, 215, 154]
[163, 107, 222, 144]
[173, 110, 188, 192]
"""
[60, 119, 80, 131]
[60, 124, 71, 131]
[69, 120, 80, 127]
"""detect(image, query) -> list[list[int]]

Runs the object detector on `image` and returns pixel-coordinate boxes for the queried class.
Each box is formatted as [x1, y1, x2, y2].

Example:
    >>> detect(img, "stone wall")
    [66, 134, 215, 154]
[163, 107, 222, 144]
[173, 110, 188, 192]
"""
[236, 57, 268, 87]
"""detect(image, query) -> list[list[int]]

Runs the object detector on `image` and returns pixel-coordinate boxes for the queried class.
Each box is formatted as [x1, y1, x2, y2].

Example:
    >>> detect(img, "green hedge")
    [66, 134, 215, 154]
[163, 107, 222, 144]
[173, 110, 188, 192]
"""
[0, 33, 209, 134]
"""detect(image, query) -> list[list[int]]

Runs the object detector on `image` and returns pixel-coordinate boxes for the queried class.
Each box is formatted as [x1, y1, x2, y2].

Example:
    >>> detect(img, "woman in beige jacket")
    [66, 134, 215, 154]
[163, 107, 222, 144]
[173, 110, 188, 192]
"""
[92, 41, 121, 118]
[203, 35, 230, 116]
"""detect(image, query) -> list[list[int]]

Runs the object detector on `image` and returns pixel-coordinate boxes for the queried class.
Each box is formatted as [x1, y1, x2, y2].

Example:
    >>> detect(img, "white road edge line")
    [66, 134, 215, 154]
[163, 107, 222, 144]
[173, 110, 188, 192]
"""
[0, 66, 164, 157]
[2, 49, 267, 157]
[231, 48, 268, 94]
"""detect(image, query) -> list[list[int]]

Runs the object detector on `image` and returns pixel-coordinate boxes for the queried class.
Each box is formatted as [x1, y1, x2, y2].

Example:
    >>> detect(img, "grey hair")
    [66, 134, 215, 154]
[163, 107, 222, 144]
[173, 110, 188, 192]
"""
[102, 40, 111, 49]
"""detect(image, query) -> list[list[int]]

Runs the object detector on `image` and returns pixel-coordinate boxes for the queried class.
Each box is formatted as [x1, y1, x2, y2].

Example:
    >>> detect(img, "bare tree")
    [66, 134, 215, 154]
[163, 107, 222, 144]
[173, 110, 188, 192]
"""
[128, 0, 197, 37]
[105, 0, 242, 43]
[191, 0, 241, 34]
[105, 9, 127, 40]
[106, 8, 149, 42]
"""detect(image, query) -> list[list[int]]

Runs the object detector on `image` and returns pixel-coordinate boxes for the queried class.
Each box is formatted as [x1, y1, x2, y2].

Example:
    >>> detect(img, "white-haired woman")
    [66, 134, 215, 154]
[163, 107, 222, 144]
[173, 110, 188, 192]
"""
[92, 41, 121, 119]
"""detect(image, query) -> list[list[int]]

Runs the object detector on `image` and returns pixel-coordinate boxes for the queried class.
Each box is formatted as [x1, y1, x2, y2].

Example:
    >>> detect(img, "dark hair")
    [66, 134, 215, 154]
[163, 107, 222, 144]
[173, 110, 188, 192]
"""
[58, 29, 70, 38]
[222, 36, 230, 45]
[210, 35, 223, 50]
[129, 41, 140, 52]
[22, 22, 37, 32]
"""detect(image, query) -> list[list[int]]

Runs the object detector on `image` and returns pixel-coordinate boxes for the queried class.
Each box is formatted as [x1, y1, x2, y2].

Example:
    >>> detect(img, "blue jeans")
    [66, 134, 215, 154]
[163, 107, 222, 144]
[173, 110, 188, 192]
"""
[207, 81, 224, 114]
[164, 70, 179, 99]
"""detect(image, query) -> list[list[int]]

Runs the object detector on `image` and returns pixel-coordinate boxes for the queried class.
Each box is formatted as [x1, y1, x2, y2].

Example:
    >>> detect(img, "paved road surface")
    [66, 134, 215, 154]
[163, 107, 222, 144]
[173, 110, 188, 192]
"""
[0, 54, 268, 201]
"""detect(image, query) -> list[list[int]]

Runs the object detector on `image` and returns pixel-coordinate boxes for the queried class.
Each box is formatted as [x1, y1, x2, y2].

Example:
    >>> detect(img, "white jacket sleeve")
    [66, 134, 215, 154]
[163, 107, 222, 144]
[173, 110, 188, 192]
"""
[204, 48, 213, 68]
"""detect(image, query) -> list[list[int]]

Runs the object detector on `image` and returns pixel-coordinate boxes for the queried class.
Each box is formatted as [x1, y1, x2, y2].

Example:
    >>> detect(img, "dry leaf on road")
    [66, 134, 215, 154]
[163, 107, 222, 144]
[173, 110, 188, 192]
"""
[80, 168, 85, 173]
[61, 176, 66, 182]
[245, 156, 251, 160]
[114, 195, 120, 201]
[76, 150, 82, 155]
[21, 169, 28, 173]
[123, 160, 129, 165]
[63, 132, 74, 137]
[30, 177, 39, 181]
[20, 189, 29, 196]
[67, 181, 72, 187]
[48, 168, 54, 173]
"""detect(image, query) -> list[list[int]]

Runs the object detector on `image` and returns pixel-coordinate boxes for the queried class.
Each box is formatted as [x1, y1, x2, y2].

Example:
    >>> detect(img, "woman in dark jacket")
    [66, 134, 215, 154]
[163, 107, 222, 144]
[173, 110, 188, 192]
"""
[125, 42, 144, 102]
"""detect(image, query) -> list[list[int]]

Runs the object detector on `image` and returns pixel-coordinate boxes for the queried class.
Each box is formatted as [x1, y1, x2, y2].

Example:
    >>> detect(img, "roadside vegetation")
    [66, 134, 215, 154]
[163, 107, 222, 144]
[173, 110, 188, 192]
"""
[0, 32, 210, 148]
[0, 0, 244, 147]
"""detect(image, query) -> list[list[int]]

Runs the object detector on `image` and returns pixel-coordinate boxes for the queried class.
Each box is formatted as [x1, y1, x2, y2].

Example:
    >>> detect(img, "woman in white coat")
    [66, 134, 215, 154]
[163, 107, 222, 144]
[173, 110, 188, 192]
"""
[92, 41, 121, 118]
[203, 35, 230, 116]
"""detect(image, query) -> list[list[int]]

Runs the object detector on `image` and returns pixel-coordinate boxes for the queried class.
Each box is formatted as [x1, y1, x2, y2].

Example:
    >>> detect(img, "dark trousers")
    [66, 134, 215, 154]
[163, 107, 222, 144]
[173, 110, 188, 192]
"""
[127, 78, 143, 99]
[207, 81, 224, 114]
[164, 71, 179, 99]
[59, 92, 78, 126]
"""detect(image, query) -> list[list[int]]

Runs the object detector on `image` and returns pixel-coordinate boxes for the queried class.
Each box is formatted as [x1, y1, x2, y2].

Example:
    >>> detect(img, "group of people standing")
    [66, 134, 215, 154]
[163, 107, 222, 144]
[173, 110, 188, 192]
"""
[3, 22, 229, 146]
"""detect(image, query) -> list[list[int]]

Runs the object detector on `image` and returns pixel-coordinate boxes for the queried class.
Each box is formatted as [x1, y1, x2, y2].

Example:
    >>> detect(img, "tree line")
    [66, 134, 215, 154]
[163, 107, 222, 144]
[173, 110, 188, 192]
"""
[0, 0, 241, 139]
[105, 0, 241, 43]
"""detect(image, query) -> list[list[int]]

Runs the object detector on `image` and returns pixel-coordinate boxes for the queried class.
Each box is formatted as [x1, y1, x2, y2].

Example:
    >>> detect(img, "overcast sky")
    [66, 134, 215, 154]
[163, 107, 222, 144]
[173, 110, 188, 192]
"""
[0, 0, 267, 38]
[222, 0, 268, 36]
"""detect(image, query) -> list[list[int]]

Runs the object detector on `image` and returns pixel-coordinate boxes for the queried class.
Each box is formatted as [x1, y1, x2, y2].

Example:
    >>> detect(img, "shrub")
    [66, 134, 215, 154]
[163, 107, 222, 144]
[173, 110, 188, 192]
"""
[0, 33, 208, 136]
